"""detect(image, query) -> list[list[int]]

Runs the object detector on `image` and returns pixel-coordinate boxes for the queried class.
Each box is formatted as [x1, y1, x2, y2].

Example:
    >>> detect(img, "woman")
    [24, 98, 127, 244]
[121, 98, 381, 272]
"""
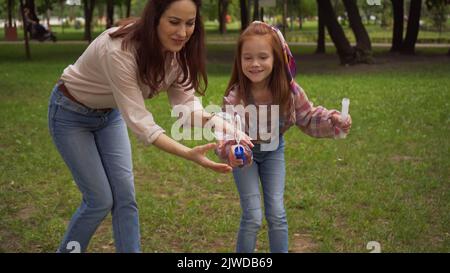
[48, 0, 251, 253]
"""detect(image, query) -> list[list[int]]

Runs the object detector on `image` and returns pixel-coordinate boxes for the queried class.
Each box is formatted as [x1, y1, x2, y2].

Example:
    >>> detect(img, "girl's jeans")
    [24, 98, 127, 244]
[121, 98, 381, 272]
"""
[232, 136, 288, 253]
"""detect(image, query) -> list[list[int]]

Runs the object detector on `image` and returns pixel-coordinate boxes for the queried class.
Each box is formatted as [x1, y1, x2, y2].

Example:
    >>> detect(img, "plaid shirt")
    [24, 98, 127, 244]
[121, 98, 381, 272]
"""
[215, 83, 340, 162]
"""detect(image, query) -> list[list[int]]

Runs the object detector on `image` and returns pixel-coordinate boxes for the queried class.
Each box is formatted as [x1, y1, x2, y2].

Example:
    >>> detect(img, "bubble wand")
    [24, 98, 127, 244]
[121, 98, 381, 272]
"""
[233, 114, 247, 166]
[338, 98, 350, 139]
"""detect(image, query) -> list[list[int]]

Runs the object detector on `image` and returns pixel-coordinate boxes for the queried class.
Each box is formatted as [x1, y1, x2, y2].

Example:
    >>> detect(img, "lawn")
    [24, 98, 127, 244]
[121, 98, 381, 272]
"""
[0, 43, 448, 252]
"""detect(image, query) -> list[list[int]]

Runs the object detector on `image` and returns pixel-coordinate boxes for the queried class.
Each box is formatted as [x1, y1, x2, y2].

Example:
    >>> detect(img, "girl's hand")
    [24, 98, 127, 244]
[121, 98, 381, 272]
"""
[228, 145, 244, 168]
[187, 143, 232, 173]
[331, 113, 352, 134]
[236, 131, 254, 149]
[228, 144, 253, 168]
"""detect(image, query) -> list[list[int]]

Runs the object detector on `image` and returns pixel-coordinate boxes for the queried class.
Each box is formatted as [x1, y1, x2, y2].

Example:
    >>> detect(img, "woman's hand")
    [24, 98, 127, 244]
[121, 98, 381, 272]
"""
[153, 134, 232, 173]
[331, 113, 352, 134]
[187, 143, 233, 173]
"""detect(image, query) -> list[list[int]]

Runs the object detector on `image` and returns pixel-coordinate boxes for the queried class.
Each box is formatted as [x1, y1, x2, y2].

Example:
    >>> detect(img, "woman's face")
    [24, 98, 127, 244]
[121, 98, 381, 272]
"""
[157, 0, 197, 53]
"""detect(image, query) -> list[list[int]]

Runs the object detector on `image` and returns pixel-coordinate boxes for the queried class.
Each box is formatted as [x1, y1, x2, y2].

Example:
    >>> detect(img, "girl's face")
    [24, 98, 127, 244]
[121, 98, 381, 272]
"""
[157, 0, 197, 52]
[241, 35, 274, 87]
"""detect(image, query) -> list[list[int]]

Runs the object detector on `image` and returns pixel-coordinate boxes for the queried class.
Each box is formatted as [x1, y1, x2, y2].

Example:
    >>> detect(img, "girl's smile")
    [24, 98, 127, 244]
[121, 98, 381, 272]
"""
[241, 35, 274, 88]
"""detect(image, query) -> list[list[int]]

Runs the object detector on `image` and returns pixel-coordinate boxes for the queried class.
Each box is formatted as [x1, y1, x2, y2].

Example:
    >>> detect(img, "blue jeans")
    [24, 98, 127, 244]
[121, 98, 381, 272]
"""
[48, 85, 140, 253]
[232, 137, 288, 253]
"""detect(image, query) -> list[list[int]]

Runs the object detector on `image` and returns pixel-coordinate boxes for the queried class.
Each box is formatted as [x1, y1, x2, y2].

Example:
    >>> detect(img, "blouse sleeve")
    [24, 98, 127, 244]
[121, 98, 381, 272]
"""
[101, 48, 165, 145]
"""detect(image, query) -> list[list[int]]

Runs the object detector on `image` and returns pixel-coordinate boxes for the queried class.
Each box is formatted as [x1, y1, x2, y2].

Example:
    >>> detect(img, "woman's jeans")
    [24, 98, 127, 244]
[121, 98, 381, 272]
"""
[232, 137, 288, 253]
[48, 85, 140, 253]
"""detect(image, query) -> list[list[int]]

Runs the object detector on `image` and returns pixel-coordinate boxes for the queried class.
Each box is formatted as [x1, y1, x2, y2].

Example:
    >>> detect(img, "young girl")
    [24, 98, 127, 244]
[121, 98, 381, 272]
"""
[216, 21, 352, 253]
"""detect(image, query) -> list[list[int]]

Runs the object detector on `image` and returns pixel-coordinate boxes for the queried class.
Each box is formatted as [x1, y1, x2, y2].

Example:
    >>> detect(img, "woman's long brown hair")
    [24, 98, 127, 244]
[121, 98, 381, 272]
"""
[109, 0, 207, 96]
[225, 22, 293, 117]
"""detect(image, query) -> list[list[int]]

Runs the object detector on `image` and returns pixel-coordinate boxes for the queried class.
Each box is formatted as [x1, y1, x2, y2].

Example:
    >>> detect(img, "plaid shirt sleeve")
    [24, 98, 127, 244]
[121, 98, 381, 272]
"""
[294, 85, 340, 138]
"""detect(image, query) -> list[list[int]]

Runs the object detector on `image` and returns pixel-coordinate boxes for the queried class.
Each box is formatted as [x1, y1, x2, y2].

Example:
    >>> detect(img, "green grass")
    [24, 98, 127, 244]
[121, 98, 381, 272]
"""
[0, 43, 449, 253]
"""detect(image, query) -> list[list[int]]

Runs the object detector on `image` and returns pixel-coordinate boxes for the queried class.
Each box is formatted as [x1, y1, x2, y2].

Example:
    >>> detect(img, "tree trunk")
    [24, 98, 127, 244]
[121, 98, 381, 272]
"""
[7, 0, 14, 26]
[25, 0, 39, 23]
[59, 0, 64, 34]
[106, 0, 114, 29]
[84, 0, 96, 42]
[343, 0, 373, 63]
[126, 0, 131, 18]
[46, 9, 51, 31]
[401, 0, 422, 54]
[298, 0, 302, 30]
[240, 0, 249, 31]
[118, 3, 123, 18]
[282, 0, 287, 35]
[19, 0, 31, 59]
[390, 0, 404, 52]
[316, 0, 325, 54]
[253, 0, 259, 21]
[319, 0, 355, 64]
[218, 0, 229, 34]
[380, 1, 388, 28]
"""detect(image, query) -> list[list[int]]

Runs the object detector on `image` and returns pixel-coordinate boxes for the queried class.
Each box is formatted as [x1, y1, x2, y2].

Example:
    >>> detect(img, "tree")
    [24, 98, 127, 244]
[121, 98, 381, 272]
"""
[218, 0, 230, 34]
[390, 0, 404, 52]
[106, 0, 114, 28]
[331, 0, 347, 25]
[316, 0, 325, 53]
[83, 0, 96, 42]
[4, 0, 18, 41]
[201, 0, 217, 20]
[7, 0, 15, 27]
[293, 0, 317, 29]
[125, 0, 131, 17]
[57, 0, 65, 33]
[318, 0, 355, 64]
[343, 0, 373, 63]
[400, 0, 422, 54]
[25, 0, 40, 23]
[240, 0, 249, 31]
[36, 0, 57, 31]
[20, 0, 31, 59]
[380, 0, 389, 28]
[426, 0, 449, 39]
[253, 0, 260, 21]
[282, 0, 287, 34]
[297, 0, 302, 29]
